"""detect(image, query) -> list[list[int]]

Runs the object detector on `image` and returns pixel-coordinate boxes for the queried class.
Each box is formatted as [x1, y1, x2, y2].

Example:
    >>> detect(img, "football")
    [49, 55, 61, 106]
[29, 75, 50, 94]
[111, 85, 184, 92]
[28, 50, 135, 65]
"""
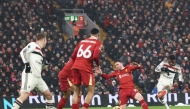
[113, 106, 121, 109]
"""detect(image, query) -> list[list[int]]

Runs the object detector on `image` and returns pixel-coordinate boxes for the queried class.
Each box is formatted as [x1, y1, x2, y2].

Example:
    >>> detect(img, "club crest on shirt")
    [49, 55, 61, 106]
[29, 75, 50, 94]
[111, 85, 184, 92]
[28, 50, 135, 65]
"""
[125, 69, 128, 72]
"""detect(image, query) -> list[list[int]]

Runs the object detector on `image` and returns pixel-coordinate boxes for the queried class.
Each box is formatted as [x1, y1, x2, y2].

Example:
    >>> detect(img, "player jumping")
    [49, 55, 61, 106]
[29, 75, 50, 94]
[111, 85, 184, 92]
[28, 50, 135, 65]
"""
[96, 60, 149, 109]
[57, 59, 81, 109]
[71, 28, 102, 109]
[155, 54, 182, 109]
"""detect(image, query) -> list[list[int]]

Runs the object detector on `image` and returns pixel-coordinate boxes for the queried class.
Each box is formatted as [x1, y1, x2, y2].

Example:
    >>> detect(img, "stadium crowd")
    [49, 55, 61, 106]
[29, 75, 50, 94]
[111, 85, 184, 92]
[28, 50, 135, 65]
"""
[0, 0, 190, 97]
[0, 0, 113, 97]
[59, 0, 190, 94]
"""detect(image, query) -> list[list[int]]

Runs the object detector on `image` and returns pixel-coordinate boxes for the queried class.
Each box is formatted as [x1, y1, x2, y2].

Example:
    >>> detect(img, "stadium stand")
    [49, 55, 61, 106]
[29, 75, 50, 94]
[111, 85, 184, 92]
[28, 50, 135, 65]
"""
[57, 0, 190, 94]
[0, 0, 190, 97]
[0, 0, 113, 97]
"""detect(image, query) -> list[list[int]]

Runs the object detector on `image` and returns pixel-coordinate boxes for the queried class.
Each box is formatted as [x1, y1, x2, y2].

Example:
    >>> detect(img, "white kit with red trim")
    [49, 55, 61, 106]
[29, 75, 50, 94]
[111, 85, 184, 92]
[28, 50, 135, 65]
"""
[155, 60, 182, 81]
[20, 42, 43, 78]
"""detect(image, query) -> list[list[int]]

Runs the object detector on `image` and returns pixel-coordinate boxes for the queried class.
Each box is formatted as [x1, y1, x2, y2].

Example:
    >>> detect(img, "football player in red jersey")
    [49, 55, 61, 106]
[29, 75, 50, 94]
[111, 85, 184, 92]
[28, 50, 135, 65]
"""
[96, 60, 149, 109]
[57, 59, 81, 109]
[71, 28, 102, 109]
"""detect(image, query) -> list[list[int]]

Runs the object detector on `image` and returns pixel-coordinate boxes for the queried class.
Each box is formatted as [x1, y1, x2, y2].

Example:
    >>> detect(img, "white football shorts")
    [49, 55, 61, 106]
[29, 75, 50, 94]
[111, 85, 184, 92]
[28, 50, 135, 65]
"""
[20, 72, 49, 93]
[157, 79, 173, 92]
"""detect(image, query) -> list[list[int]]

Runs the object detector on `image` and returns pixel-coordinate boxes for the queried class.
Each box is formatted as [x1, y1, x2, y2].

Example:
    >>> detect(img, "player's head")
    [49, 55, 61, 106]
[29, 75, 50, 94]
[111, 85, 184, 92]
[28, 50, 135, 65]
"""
[72, 20, 76, 26]
[115, 59, 124, 70]
[168, 54, 176, 66]
[91, 28, 100, 38]
[36, 33, 47, 48]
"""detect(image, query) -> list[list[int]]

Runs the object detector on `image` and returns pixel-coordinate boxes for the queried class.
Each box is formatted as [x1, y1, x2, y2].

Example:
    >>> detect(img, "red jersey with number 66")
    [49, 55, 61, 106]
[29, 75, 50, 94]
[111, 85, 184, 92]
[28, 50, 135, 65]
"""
[71, 38, 102, 73]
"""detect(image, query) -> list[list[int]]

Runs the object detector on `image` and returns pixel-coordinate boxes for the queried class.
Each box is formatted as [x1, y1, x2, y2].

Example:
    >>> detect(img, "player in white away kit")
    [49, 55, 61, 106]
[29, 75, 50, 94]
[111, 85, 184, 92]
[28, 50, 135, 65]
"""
[155, 54, 182, 109]
[12, 33, 55, 109]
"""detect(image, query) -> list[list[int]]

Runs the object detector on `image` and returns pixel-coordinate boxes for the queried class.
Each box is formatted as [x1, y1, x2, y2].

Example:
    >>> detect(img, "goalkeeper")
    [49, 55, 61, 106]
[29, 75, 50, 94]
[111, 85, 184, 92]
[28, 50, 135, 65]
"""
[155, 54, 183, 109]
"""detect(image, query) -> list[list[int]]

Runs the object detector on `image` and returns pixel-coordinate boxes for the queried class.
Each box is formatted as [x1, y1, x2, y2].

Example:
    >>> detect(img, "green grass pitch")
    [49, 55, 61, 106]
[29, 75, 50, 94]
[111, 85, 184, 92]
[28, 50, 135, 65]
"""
[23, 106, 190, 109]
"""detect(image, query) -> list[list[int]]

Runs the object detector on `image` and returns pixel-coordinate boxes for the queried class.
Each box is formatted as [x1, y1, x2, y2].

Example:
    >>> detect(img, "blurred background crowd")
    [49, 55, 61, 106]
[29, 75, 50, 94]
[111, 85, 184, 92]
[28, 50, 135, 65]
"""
[0, 0, 190, 97]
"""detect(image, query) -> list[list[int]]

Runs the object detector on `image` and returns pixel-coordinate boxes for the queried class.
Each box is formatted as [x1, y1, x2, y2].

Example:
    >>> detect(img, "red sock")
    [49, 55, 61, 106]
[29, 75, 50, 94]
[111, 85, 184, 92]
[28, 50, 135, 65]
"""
[140, 99, 149, 109]
[72, 104, 78, 109]
[83, 103, 89, 109]
[77, 96, 81, 108]
[57, 97, 67, 109]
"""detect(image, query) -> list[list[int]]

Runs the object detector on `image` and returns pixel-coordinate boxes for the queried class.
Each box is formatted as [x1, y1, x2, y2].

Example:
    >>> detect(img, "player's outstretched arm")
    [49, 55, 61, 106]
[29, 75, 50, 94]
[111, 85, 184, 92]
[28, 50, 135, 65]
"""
[95, 67, 116, 79]
[155, 61, 164, 72]
[129, 62, 142, 70]
[94, 67, 102, 74]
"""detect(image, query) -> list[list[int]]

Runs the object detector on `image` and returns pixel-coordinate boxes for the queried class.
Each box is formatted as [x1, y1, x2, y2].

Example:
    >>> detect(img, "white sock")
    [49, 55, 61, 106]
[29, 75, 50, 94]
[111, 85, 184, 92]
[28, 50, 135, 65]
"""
[160, 99, 170, 109]
[46, 99, 54, 109]
[12, 98, 23, 109]
[164, 102, 170, 109]
[159, 99, 166, 104]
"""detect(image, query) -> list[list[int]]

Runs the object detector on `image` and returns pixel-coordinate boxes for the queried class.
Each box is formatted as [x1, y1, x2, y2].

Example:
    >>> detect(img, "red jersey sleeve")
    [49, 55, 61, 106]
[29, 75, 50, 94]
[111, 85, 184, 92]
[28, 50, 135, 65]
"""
[58, 59, 73, 78]
[101, 71, 116, 79]
[71, 44, 79, 62]
[126, 64, 142, 71]
[93, 43, 102, 66]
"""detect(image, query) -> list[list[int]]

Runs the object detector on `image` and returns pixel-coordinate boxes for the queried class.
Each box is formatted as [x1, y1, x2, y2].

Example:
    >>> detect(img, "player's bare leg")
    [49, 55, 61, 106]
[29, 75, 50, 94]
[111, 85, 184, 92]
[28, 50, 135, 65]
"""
[12, 92, 30, 109]
[134, 92, 149, 109]
[82, 85, 95, 109]
[120, 104, 127, 109]
[43, 89, 55, 109]
[72, 84, 81, 109]
[157, 85, 170, 109]
[78, 89, 82, 108]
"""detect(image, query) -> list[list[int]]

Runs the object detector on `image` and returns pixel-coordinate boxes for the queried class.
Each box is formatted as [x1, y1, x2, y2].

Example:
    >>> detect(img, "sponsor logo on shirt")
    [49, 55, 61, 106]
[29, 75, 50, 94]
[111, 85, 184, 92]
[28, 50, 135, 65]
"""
[119, 73, 130, 79]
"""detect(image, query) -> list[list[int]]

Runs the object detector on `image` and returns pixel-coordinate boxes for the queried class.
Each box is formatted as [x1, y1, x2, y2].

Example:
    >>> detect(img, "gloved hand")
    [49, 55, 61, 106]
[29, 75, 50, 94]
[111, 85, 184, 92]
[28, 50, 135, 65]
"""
[25, 63, 31, 73]
[42, 57, 50, 70]
[43, 57, 50, 66]
[178, 81, 183, 89]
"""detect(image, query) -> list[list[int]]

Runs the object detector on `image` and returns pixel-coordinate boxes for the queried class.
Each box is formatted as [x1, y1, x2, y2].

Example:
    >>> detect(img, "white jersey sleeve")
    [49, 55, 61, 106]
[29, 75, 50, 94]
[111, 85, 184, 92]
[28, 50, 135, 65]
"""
[155, 61, 182, 81]
[177, 66, 183, 82]
[155, 61, 164, 72]
[20, 42, 44, 77]
[20, 43, 36, 63]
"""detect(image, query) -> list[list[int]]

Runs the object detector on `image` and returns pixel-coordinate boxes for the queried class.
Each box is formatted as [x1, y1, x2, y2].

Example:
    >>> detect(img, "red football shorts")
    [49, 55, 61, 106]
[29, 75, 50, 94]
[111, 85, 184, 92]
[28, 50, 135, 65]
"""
[59, 75, 73, 91]
[119, 88, 139, 105]
[72, 69, 95, 86]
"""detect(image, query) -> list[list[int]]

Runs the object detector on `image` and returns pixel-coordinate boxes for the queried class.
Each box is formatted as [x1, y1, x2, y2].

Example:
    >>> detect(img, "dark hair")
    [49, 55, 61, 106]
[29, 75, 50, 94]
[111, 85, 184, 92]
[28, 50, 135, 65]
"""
[72, 20, 76, 26]
[91, 28, 99, 35]
[115, 59, 123, 63]
[168, 54, 175, 60]
[36, 33, 46, 40]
